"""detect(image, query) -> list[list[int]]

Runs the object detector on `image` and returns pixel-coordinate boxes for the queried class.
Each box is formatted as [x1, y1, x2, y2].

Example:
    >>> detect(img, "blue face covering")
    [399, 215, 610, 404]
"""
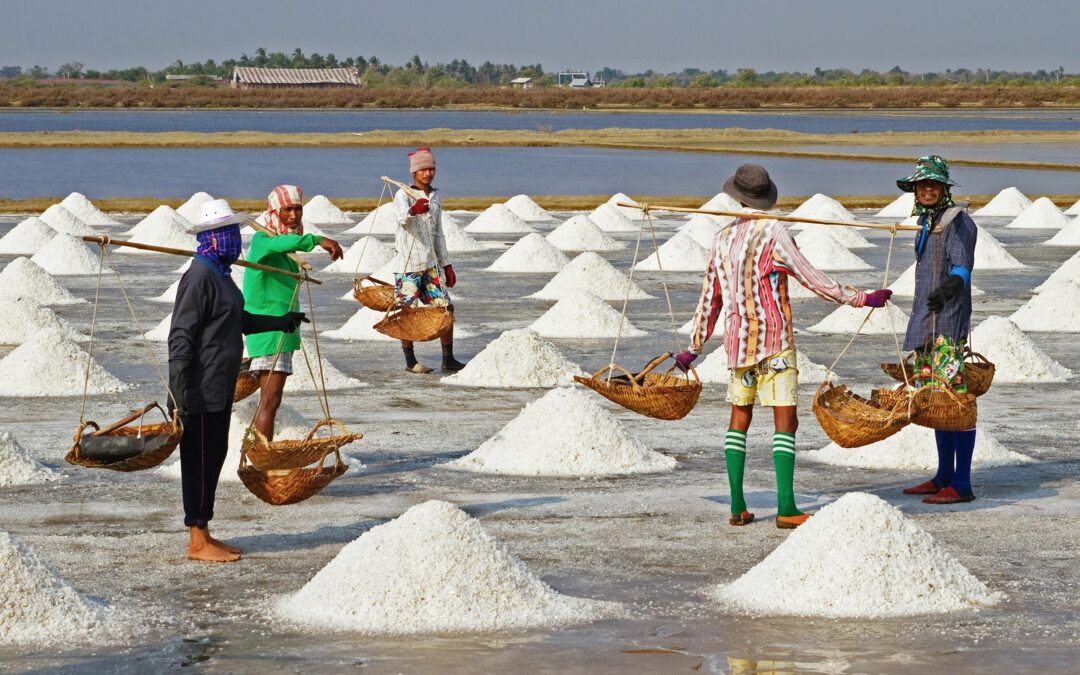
[195, 224, 242, 277]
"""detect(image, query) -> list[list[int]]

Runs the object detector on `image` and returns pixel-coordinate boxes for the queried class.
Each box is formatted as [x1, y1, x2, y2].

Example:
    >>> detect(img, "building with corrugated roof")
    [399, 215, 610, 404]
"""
[230, 67, 361, 89]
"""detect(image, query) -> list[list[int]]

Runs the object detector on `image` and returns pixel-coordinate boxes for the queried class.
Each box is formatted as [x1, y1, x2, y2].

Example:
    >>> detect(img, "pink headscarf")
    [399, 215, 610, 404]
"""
[408, 147, 436, 174]
[264, 184, 303, 235]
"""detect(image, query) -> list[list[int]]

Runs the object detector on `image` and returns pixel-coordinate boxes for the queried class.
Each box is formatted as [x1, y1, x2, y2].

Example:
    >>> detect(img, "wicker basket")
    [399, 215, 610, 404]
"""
[374, 306, 454, 342]
[237, 448, 348, 506]
[880, 351, 995, 397]
[66, 403, 182, 472]
[812, 382, 920, 448]
[353, 277, 395, 312]
[574, 353, 702, 421]
[911, 376, 978, 432]
[242, 418, 362, 471]
[234, 365, 260, 403]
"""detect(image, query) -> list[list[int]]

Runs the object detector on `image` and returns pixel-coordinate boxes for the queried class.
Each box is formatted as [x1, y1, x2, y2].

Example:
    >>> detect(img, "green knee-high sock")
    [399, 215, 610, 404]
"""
[772, 431, 802, 517]
[724, 429, 748, 514]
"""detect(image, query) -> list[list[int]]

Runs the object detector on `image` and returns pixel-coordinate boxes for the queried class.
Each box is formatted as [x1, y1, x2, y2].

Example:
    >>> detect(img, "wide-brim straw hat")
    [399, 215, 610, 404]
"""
[187, 198, 246, 234]
[722, 164, 778, 210]
[897, 155, 959, 193]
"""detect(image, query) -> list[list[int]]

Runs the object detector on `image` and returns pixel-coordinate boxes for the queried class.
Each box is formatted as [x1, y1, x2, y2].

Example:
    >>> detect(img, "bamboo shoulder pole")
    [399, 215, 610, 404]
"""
[381, 175, 425, 200]
[82, 236, 323, 285]
[616, 202, 921, 232]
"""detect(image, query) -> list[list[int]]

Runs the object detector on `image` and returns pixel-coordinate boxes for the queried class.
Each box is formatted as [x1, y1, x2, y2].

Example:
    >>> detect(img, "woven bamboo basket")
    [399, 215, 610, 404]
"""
[237, 447, 347, 506]
[812, 382, 921, 448]
[66, 403, 182, 472]
[574, 353, 702, 420]
[880, 351, 994, 397]
[911, 375, 978, 432]
[374, 306, 454, 342]
[352, 277, 395, 312]
[234, 367, 260, 403]
[242, 418, 362, 471]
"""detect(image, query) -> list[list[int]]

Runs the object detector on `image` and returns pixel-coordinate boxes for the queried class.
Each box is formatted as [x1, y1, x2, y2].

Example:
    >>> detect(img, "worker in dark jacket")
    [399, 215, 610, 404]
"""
[169, 199, 305, 562]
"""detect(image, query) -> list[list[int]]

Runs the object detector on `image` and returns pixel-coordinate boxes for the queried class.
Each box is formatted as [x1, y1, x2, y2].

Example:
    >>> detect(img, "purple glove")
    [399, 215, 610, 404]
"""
[864, 289, 893, 308]
[675, 351, 698, 372]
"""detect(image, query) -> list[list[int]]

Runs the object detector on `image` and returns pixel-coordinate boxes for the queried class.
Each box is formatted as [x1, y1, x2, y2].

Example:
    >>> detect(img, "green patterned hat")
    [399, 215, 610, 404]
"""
[897, 155, 959, 192]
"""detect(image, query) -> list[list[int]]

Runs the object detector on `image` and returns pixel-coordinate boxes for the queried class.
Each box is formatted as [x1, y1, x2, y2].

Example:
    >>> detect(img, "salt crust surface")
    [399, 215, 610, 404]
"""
[465, 204, 535, 234]
[588, 203, 638, 232]
[38, 204, 96, 237]
[530, 252, 653, 301]
[970, 316, 1071, 382]
[486, 233, 569, 273]
[345, 203, 397, 235]
[60, 192, 119, 226]
[441, 329, 583, 388]
[695, 348, 833, 385]
[679, 215, 724, 248]
[303, 195, 354, 224]
[1006, 197, 1071, 230]
[505, 194, 556, 222]
[0, 258, 85, 306]
[797, 222, 874, 250]
[808, 302, 909, 335]
[1035, 251, 1080, 291]
[323, 236, 396, 274]
[175, 192, 213, 223]
[1010, 279, 1080, 331]
[0, 217, 56, 255]
[716, 492, 1003, 618]
[792, 230, 872, 271]
[805, 425, 1032, 471]
[1043, 216, 1080, 246]
[876, 192, 915, 218]
[634, 232, 709, 272]
[606, 192, 646, 221]
[30, 233, 104, 275]
[450, 387, 675, 476]
[0, 327, 129, 396]
[0, 299, 85, 344]
[277, 499, 615, 634]
[441, 213, 487, 252]
[124, 206, 198, 251]
[529, 290, 646, 338]
[974, 187, 1031, 217]
[282, 339, 368, 392]
[546, 215, 623, 252]
[0, 429, 58, 486]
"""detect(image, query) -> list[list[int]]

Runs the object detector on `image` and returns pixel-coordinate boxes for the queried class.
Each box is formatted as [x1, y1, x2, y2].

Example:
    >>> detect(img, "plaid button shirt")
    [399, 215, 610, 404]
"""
[903, 209, 977, 351]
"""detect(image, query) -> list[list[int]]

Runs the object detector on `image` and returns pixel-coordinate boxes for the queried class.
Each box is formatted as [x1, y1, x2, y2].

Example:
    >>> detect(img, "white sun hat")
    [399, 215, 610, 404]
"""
[187, 198, 247, 234]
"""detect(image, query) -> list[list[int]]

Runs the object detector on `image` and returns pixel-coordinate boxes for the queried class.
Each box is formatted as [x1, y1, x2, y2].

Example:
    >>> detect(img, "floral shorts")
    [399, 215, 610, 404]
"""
[727, 349, 799, 407]
[394, 267, 450, 308]
[914, 335, 967, 394]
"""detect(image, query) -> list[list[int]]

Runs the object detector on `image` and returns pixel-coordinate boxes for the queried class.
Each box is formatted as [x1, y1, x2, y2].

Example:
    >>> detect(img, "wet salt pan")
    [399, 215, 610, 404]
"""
[441, 329, 583, 388]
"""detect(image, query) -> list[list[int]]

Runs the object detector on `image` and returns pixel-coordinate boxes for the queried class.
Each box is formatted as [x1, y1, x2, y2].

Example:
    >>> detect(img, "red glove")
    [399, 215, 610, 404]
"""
[864, 289, 893, 308]
[408, 198, 429, 216]
[443, 264, 456, 288]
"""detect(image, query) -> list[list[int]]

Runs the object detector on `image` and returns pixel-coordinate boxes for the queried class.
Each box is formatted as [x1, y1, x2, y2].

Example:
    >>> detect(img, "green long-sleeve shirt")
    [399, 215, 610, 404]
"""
[242, 231, 323, 358]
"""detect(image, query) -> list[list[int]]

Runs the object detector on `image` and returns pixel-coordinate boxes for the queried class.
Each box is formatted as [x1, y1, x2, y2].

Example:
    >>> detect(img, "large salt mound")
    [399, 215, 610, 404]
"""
[789, 194, 855, 229]
[175, 191, 213, 223]
[799, 222, 874, 250]
[0, 327, 128, 396]
[487, 233, 569, 273]
[345, 203, 397, 235]
[1066, 198, 1080, 216]
[606, 192, 646, 221]
[1035, 251, 1080, 291]
[1007, 197, 1071, 230]
[792, 230, 872, 271]
[1043, 216, 1080, 246]
[323, 236, 396, 274]
[124, 207, 198, 251]
[277, 499, 613, 634]
[679, 215, 724, 248]
[716, 492, 1003, 617]
[465, 204, 535, 234]
[38, 204, 96, 237]
[889, 263, 984, 297]
[1010, 279, 1080, 331]
[0, 258, 85, 306]
[529, 290, 646, 338]
[283, 339, 368, 392]
[805, 425, 1031, 470]
[441, 212, 487, 252]
[324, 306, 397, 342]
[876, 192, 915, 218]
[0, 299, 85, 344]
[142, 313, 171, 342]
[974, 227, 1024, 268]
[974, 187, 1031, 217]
[125, 205, 191, 236]
[0, 429, 58, 486]
[0, 217, 56, 255]
[441, 329, 583, 388]
[634, 232, 709, 272]
[696, 347, 832, 385]
[973, 316, 1070, 382]
[59, 192, 119, 226]
[450, 387, 675, 476]
[696, 192, 740, 225]
[505, 194, 556, 222]
[30, 234, 103, 275]
[808, 302, 908, 335]
[304, 195, 354, 224]
[530, 252, 653, 301]
[546, 215, 623, 252]
[588, 203, 638, 232]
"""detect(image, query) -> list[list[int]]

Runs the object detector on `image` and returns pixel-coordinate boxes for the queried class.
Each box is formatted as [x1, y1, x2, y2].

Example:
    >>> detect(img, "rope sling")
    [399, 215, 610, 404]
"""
[350, 181, 396, 312]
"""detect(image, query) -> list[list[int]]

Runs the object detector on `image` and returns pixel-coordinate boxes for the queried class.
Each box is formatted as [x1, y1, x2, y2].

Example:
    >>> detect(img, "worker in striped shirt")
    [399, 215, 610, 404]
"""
[675, 164, 893, 529]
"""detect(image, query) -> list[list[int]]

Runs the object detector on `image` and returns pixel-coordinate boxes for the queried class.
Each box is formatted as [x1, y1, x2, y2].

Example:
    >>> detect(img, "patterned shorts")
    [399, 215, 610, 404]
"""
[395, 267, 450, 308]
[914, 335, 967, 394]
[727, 348, 799, 407]
[248, 351, 294, 375]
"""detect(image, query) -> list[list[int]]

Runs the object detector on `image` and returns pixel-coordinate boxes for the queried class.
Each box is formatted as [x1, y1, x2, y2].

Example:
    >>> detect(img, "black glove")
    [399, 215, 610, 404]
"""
[168, 359, 202, 418]
[242, 311, 308, 335]
[926, 275, 965, 313]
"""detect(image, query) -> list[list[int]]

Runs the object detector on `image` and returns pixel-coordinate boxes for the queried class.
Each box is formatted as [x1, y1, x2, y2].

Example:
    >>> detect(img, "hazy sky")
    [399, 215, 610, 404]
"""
[5, 0, 1079, 73]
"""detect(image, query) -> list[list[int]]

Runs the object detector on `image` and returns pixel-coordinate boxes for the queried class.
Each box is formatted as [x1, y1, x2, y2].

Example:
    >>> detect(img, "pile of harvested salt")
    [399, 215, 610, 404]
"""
[0, 327, 129, 396]
[304, 195, 354, 224]
[529, 290, 646, 338]
[39, 204, 96, 237]
[974, 227, 1024, 268]
[1010, 279, 1080, 331]
[0, 429, 58, 486]
[450, 387, 675, 476]
[441, 212, 487, 252]
[789, 194, 855, 228]
[805, 425, 1031, 470]
[142, 313, 171, 342]
[486, 233, 568, 273]
[695, 347, 832, 385]
[324, 306, 397, 342]
[465, 204, 535, 234]
[530, 252, 652, 301]
[1067, 198, 1080, 216]
[793, 230, 872, 271]
[277, 500, 614, 634]
[124, 205, 198, 251]
[441, 329, 583, 388]
[152, 265, 243, 303]
[1035, 251, 1080, 291]
[798, 222, 874, 250]
[634, 232, 709, 272]
[323, 236, 396, 274]
[889, 263, 984, 297]
[125, 204, 190, 234]
[606, 192, 646, 220]
[876, 192, 915, 218]
[546, 215, 623, 252]
[0, 217, 56, 255]
[974, 187, 1031, 217]
[588, 203, 638, 232]
[679, 215, 724, 248]
[0, 258, 85, 306]
[808, 302, 908, 335]
[1007, 197, 1071, 230]
[1043, 216, 1080, 246]
[30, 234, 103, 275]
[505, 194, 556, 222]
[345, 203, 397, 235]
[0, 299, 85, 344]
[175, 191, 213, 223]
[283, 339, 368, 392]
[60, 192, 118, 226]
[970, 316, 1071, 382]
[715, 492, 1003, 618]
[696, 192, 740, 225]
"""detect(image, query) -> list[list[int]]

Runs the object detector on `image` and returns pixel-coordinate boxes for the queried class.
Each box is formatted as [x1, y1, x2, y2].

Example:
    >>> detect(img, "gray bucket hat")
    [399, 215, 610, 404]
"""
[722, 164, 778, 210]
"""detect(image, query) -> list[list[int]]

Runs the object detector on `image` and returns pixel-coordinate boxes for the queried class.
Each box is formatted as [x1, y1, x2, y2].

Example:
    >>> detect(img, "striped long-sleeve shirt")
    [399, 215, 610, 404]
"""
[689, 214, 868, 369]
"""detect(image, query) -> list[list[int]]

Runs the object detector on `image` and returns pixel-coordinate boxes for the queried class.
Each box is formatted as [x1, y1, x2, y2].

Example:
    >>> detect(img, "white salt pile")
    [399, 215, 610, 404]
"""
[505, 194, 557, 222]
[634, 232, 709, 272]
[59, 192, 119, 226]
[678, 215, 724, 248]
[696, 192, 741, 224]
[30, 234, 103, 275]
[441, 212, 487, 252]
[124, 204, 187, 234]
[798, 222, 874, 250]
[283, 339, 368, 392]
[695, 348, 832, 385]
[530, 252, 653, 301]
[1035, 251, 1080, 291]
[546, 215, 623, 252]
[277, 499, 614, 634]
[450, 387, 675, 476]
[0, 429, 58, 486]
[142, 313, 171, 342]
[0, 327, 129, 396]
[588, 203, 638, 232]
[715, 492, 1003, 618]
[304, 195, 354, 225]
[805, 425, 1031, 471]
[1043, 216, 1080, 246]
[323, 236, 396, 274]
[974, 187, 1031, 217]
[1010, 279, 1080, 331]
[789, 194, 855, 228]
[441, 329, 583, 388]
[0, 217, 56, 255]
[324, 306, 397, 342]
[345, 203, 398, 235]
[152, 279, 179, 304]
[1007, 197, 1071, 230]
[1066, 198, 1080, 216]
[808, 302, 908, 335]
[529, 290, 646, 338]
[464, 204, 535, 234]
[972, 316, 1070, 382]
[38, 204, 96, 237]
[124, 205, 198, 251]
[889, 263, 984, 297]
[175, 191, 213, 223]
[486, 233, 569, 273]
[606, 192, 646, 221]
[974, 226, 1024, 268]
[0, 299, 85, 344]
[793, 230, 872, 271]
[876, 192, 915, 218]
[0, 258, 85, 306]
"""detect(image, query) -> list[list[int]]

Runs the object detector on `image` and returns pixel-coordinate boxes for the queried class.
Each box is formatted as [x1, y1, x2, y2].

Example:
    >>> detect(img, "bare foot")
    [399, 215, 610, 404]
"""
[208, 537, 242, 555]
[188, 527, 241, 562]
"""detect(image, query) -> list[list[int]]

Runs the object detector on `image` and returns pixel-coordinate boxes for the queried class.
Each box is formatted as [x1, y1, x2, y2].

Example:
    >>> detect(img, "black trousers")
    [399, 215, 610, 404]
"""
[179, 410, 231, 529]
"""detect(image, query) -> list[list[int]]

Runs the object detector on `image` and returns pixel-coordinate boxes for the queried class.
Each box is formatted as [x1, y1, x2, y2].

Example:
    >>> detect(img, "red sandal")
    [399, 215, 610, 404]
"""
[922, 486, 976, 504]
